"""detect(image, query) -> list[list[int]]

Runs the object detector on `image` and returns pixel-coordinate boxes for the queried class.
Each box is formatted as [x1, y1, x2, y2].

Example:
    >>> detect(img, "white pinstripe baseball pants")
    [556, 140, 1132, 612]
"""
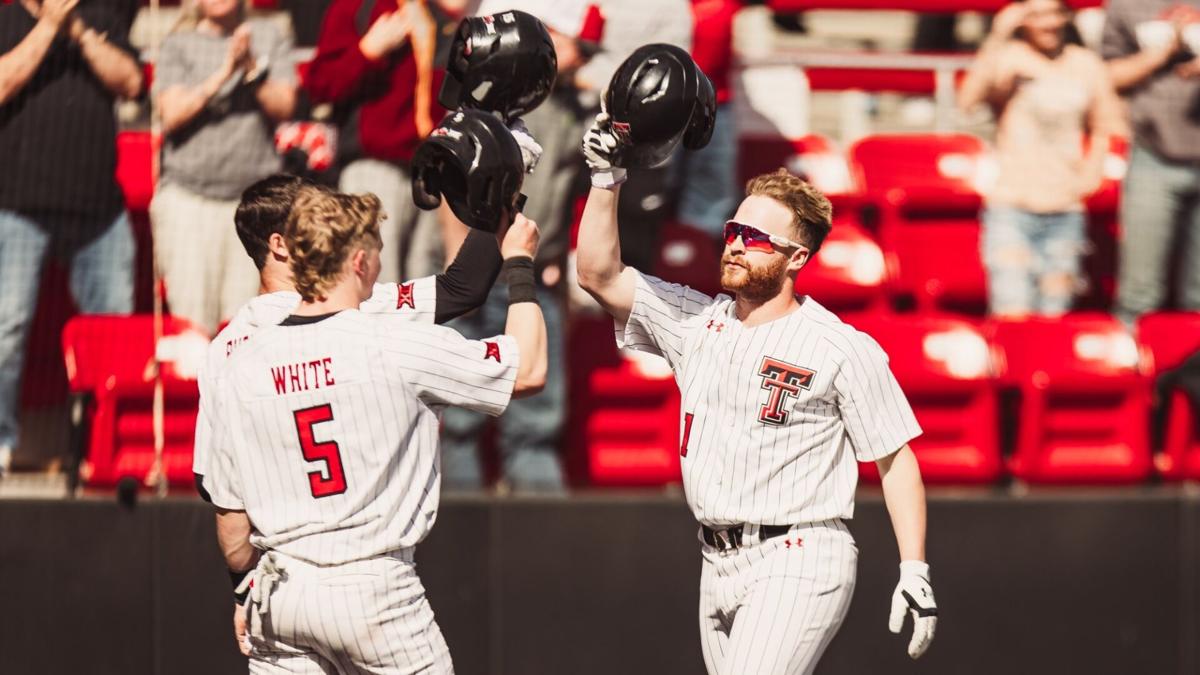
[698, 520, 858, 675]
[244, 549, 454, 675]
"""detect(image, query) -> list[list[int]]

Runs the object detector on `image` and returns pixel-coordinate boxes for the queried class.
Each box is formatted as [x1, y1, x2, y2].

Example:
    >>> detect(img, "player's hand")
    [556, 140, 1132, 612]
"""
[889, 560, 937, 659]
[501, 213, 540, 260]
[508, 118, 543, 173]
[232, 601, 252, 656]
[582, 112, 627, 189]
[359, 7, 412, 61]
[37, 0, 79, 31]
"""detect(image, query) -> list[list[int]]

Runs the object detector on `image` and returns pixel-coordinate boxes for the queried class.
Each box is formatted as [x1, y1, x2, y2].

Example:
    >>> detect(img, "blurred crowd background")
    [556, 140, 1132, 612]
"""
[2, 0, 1199, 495]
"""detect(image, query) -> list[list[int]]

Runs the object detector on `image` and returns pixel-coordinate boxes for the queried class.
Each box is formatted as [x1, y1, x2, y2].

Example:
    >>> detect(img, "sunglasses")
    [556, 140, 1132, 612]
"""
[723, 221, 805, 254]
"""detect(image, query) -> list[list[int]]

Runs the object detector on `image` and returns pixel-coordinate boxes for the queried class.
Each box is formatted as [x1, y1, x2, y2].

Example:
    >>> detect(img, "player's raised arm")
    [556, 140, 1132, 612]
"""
[501, 213, 548, 396]
[575, 113, 639, 325]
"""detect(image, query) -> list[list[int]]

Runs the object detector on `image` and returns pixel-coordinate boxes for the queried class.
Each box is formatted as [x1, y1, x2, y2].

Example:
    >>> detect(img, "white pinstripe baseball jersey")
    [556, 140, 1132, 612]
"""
[617, 272, 921, 527]
[193, 278, 436, 480]
[202, 307, 516, 565]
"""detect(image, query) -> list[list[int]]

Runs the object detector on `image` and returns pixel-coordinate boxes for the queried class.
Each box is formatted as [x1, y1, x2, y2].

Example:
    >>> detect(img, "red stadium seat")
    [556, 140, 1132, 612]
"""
[1138, 312, 1200, 480]
[802, 222, 888, 312]
[62, 315, 209, 489]
[567, 317, 683, 486]
[737, 133, 863, 222]
[988, 314, 1152, 484]
[847, 313, 1003, 483]
[848, 133, 989, 313]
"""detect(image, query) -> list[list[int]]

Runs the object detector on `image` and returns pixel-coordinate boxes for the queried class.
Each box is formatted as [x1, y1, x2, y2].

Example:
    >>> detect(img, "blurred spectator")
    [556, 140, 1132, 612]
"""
[1101, 1, 1200, 327]
[672, 0, 740, 242]
[152, 0, 298, 333]
[440, 0, 602, 493]
[958, 0, 1121, 317]
[577, 0, 692, 274]
[305, 0, 451, 282]
[0, 0, 142, 475]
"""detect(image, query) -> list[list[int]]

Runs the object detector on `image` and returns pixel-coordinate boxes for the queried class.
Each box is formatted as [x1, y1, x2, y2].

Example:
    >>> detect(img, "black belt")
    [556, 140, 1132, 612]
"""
[702, 524, 792, 552]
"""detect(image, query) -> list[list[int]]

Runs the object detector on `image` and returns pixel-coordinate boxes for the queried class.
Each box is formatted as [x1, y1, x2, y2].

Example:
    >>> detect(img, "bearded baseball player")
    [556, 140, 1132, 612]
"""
[577, 124, 938, 671]
[204, 187, 547, 673]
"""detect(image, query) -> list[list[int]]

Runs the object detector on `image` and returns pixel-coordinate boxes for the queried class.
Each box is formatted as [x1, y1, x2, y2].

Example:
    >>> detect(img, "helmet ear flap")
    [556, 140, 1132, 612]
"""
[682, 68, 716, 151]
[411, 158, 444, 212]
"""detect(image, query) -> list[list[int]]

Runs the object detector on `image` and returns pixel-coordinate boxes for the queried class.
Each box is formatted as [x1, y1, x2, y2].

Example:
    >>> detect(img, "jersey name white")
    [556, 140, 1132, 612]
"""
[618, 273, 921, 526]
[204, 310, 518, 565]
[193, 278, 436, 479]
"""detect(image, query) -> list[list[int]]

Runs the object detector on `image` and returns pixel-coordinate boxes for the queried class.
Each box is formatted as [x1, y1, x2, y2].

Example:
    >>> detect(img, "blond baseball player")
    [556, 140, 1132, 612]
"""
[193, 174, 507, 499]
[577, 118, 938, 674]
[204, 187, 547, 674]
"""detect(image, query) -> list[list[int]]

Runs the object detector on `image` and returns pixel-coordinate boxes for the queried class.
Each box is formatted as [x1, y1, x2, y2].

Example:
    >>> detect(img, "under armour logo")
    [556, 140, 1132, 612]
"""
[484, 341, 502, 363]
[396, 283, 416, 310]
[706, 320, 725, 333]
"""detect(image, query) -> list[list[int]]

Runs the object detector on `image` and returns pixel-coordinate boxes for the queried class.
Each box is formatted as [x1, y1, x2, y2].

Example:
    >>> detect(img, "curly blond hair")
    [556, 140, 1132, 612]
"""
[285, 187, 384, 301]
[745, 169, 833, 253]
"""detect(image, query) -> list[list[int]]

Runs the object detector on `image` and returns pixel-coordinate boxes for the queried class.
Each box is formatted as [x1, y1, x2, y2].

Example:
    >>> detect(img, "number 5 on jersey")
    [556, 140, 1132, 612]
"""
[293, 404, 347, 498]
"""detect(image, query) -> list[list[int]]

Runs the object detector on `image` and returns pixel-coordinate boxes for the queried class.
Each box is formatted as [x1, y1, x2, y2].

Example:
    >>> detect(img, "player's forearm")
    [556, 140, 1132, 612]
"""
[575, 185, 626, 294]
[215, 509, 258, 571]
[505, 301, 547, 396]
[878, 445, 927, 562]
[77, 29, 142, 99]
[0, 20, 58, 104]
[434, 228, 502, 324]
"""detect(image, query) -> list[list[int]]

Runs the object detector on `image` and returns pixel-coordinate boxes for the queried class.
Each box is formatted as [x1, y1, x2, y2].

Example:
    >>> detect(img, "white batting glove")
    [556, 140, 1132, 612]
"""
[581, 112, 626, 189]
[889, 560, 938, 659]
[508, 118, 542, 174]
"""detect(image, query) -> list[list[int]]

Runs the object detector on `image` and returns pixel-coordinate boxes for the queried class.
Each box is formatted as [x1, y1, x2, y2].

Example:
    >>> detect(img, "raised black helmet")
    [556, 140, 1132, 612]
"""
[439, 10, 557, 122]
[411, 110, 526, 233]
[604, 43, 716, 168]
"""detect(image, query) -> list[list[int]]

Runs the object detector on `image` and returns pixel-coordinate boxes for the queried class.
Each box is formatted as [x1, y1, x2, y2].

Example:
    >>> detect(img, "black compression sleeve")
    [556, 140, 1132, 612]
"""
[434, 229, 503, 324]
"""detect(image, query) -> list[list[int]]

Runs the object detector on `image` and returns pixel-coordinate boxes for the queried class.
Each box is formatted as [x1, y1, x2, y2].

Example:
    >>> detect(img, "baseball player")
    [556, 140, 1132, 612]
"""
[193, 173, 508, 500]
[204, 186, 547, 673]
[577, 119, 938, 673]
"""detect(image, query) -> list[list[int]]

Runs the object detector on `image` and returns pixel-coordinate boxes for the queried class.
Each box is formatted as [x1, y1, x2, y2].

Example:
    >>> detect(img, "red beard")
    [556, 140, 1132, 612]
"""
[719, 253, 788, 303]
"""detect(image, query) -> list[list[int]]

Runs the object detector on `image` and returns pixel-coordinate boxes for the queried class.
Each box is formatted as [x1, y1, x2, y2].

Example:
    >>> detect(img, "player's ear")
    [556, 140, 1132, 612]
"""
[787, 245, 812, 275]
[267, 233, 288, 261]
[350, 249, 367, 276]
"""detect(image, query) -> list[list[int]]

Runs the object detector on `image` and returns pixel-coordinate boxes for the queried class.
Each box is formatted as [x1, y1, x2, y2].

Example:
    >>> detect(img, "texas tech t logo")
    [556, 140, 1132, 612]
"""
[758, 357, 815, 425]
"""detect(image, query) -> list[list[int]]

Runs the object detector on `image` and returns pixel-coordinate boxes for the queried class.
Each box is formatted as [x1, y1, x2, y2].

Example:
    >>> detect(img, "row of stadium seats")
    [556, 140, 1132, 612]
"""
[571, 311, 1200, 487]
[63, 309, 1200, 489]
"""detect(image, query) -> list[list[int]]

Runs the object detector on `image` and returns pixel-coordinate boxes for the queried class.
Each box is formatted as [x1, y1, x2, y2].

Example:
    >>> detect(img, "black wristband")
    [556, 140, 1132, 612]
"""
[230, 569, 250, 605]
[504, 256, 537, 305]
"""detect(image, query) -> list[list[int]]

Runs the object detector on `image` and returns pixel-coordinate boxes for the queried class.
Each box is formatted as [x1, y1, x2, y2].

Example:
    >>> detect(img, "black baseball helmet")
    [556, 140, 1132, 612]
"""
[439, 10, 557, 122]
[604, 43, 716, 168]
[411, 110, 526, 233]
